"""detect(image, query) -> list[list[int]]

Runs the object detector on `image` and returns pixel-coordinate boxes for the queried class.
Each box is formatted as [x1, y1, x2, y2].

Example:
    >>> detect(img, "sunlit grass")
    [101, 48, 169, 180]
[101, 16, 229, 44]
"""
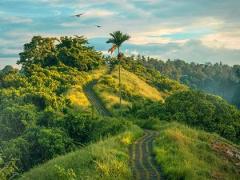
[154, 122, 240, 180]
[20, 125, 143, 180]
[112, 68, 164, 101]
[94, 67, 163, 115]
[66, 67, 107, 108]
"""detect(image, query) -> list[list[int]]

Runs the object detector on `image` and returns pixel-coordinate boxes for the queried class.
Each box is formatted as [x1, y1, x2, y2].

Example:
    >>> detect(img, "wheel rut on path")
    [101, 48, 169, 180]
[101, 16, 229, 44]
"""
[83, 79, 111, 117]
[129, 130, 164, 180]
[83, 79, 164, 180]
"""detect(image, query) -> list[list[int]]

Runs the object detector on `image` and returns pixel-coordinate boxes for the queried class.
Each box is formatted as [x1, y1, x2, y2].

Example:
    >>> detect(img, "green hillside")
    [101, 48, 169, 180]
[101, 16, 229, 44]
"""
[1, 35, 240, 180]
[20, 125, 143, 180]
[154, 122, 240, 180]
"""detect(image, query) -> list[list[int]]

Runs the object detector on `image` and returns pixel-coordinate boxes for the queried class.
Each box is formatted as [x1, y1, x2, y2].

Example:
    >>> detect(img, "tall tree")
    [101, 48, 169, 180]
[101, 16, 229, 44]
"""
[106, 31, 130, 113]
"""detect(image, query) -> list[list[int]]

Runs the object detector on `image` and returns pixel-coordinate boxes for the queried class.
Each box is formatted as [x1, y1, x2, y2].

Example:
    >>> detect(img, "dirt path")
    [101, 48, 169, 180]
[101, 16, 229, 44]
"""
[129, 130, 164, 180]
[83, 79, 111, 117]
[83, 79, 163, 180]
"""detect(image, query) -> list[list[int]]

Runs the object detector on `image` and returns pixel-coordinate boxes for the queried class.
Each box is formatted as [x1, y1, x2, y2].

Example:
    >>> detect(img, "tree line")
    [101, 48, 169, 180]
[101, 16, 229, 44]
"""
[126, 55, 240, 108]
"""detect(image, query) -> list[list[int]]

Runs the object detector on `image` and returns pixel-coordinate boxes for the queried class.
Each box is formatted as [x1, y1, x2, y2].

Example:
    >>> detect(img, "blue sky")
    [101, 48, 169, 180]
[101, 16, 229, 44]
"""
[0, 0, 240, 69]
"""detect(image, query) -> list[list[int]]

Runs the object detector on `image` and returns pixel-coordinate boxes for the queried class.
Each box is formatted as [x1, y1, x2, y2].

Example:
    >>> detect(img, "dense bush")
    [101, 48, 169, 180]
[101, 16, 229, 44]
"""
[130, 90, 240, 142]
[120, 57, 188, 94]
[18, 36, 104, 71]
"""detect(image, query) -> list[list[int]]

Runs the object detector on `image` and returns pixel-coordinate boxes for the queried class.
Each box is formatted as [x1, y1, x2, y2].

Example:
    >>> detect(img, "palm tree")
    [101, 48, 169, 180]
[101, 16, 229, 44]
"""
[106, 31, 130, 113]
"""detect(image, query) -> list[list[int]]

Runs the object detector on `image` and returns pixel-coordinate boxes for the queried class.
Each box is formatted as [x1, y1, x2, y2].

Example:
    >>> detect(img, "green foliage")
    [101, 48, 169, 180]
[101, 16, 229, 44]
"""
[130, 90, 240, 143]
[138, 57, 240, 107]
[18, 36, 58, 68]
[106, 31, 130, 48]
[19, 125, 143, 180]
[165, 91, 240, 142]
[24, 128, 74, 166]
[54, 165, 76, 180]
[0, 159, 18, 180]
[18, 36, 103, 71]
[63, 109, 131, 144]
[154, 122, 240, 179]
[119, 57, 188, 94]
[0, 104, 37, 140]
[57, 36, 103, 71]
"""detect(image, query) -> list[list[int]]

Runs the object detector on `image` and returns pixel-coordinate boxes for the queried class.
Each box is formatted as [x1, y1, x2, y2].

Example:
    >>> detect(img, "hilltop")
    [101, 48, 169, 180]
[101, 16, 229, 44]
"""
[0, 36, 239, 180]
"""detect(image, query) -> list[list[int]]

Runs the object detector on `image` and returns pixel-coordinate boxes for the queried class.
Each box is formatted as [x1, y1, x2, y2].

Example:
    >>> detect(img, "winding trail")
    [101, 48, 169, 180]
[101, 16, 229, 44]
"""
[129, 130, 164, 180]
[83, 79, 163, 180]
[83, 79, 111, 117]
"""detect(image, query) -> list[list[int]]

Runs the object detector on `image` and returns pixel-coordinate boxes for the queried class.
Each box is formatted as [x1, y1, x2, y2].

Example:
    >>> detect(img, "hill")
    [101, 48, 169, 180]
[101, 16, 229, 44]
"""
[1, 35, 240, 179]
[127, 56, 240, 108]
[154, 122, 240, 179]
[19, 125, 142, 180]
[93, 67, 164, 115]
[93, 61, 187, 115]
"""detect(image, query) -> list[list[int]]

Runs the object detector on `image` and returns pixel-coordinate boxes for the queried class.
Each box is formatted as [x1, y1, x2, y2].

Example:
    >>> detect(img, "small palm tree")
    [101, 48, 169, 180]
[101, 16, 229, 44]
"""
[106, 31, 130, 113]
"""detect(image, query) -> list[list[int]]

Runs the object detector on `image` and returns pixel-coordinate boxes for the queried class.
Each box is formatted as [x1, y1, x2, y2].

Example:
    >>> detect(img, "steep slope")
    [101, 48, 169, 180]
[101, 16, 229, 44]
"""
[93, 66, 183, 115]
[20, 126, 143, 180]
[153, 122, 240, 180]
[65, 67, 107, 108]
[84, 77, 164, 179]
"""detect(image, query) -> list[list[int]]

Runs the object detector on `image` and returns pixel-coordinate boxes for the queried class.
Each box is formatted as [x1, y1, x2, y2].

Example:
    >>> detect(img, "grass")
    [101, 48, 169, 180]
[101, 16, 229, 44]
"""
[66, 67, 107, 108]
[94, 67, 163, 115]
[19, 124, 143, 180]
[153, 121, 240, 180]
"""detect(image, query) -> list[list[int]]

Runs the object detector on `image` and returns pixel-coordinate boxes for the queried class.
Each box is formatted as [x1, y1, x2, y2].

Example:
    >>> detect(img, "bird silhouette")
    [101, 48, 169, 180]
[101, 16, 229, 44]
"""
[96, 25, 102, 28]
[73, 13, 84, 17]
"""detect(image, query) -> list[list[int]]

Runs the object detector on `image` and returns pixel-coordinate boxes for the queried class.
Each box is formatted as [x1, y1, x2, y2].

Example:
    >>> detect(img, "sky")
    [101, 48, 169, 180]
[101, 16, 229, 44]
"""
[0, 0, 240, 69]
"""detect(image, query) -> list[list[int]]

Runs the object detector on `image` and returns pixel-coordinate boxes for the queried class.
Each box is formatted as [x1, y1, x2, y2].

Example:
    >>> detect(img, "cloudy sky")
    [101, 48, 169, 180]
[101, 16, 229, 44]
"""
[0, 0, 240, 69]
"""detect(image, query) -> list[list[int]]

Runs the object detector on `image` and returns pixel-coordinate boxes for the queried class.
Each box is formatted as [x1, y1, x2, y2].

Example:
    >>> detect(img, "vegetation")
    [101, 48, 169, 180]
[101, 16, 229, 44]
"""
[1, 35, 240, 179]
[130, 90, 240, 143]
[20, 125, 143, 180]
[106, 31, 130, 112]
[94, 66, 164, 115]
[133, 56, 240, 108]
[154, 122, 240, 179]
[18, 36, 104, 71]
[0, 36, 125, 177]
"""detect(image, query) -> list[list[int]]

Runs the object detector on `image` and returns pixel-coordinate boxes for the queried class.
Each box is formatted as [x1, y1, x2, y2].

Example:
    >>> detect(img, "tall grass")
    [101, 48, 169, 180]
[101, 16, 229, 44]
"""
[66, 67, 107, 108]
[154, 122, 240, 180]
[94, 67, 163, 115]
[19, 125, 143, 180]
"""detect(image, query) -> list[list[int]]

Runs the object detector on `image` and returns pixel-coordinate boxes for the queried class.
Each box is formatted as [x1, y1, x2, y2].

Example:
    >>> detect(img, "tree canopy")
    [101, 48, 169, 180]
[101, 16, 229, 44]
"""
[18, 36, 103, 71]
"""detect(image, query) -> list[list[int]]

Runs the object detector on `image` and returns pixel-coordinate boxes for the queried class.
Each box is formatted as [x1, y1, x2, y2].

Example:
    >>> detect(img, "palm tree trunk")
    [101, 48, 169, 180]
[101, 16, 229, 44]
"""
[118, 47, 122, 115]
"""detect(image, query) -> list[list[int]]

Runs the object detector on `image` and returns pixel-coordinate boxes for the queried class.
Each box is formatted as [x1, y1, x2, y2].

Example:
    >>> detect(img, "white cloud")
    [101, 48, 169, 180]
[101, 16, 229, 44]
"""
[82, 9, 116, 18]
[201, 31, 240, 50]
[0, 16, 32, 24]
[129, 27, 185, 44]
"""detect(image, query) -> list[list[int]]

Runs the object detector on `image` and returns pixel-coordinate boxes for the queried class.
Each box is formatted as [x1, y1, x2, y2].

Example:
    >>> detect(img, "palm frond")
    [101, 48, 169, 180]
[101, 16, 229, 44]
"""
[106, 31, 130, 47]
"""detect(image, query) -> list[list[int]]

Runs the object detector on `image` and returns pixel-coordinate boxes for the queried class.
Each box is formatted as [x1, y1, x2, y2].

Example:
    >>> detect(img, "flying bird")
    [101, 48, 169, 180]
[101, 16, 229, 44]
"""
[96, 25, 102, 28]
[73, 13, 84, 17]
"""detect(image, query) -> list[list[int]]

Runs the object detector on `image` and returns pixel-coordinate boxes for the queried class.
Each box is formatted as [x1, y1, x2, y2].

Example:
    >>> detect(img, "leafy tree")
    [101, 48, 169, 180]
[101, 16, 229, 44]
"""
[57, 36, 103, 71]
[106, 31, 130, 110]
[18, 36, 103, 71]
[23, 128, 74, 167]
[0, 104, 37, 140]
[18, 36, 58, 69]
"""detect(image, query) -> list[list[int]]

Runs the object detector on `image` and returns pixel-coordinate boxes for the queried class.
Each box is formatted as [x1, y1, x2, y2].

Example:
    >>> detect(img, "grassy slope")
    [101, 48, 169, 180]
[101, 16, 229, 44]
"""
[154, 122, 240, 180]
[66, 67, 107, 108]
[94, 67, 165, 115]
[20, 125, 143, 180]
